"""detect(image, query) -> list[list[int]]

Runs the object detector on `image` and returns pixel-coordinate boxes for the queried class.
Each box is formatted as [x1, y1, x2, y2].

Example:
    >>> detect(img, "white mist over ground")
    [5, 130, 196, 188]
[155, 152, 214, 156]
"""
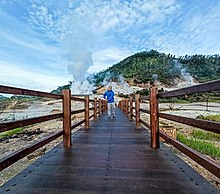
[162, 60, 197, 91]
[102, 75, 142, 95]
[71, 80, 94, 95]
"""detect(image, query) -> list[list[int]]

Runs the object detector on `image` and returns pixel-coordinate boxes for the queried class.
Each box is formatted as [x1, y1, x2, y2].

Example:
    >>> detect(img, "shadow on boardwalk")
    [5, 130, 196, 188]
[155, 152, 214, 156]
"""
[0, 109, 218, 194]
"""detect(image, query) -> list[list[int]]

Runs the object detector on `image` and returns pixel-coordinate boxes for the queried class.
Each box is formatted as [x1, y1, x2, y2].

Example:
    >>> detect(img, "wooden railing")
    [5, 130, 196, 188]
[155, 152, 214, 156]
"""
[119, 79, 220, 178]
[0, 85, 107, 171]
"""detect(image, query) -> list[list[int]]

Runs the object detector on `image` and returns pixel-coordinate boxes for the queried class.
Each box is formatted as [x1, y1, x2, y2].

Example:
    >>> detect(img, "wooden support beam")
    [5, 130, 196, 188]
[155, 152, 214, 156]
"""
[85, 95, 89, 128]
[62, 90, 71, 147]
[129, 96, 133, 120]
[101, 99, 104, 114]
[126, 99, 129, 116]
[94, 98, 97, 121]
[135, 94, 140, 129]
[150, 87, 159, 149]
[98, 99, 101, 117]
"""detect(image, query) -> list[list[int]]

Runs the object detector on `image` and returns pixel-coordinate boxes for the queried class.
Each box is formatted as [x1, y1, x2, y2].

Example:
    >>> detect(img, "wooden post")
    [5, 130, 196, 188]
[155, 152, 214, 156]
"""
[129, 96, 133, 120]
[85, 95, 89, 128]
[126, 99, 129, 116]
[101, 99, 104, 114]
[150, 87, 159, 149]
[62, 90, 71, 147]
[94, 98, 97, 121]
[98, 99, 101, 117]
[104, 100, 107, 111]
[135, 94, 140, 129]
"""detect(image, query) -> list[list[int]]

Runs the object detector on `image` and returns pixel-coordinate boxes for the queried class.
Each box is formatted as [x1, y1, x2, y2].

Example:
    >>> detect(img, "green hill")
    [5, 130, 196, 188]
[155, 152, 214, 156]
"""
[93, 50, 220, 86]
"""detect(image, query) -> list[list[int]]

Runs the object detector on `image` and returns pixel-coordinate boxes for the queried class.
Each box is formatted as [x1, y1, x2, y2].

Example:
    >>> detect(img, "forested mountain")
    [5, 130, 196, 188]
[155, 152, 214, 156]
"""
[93, 50, 220, 86]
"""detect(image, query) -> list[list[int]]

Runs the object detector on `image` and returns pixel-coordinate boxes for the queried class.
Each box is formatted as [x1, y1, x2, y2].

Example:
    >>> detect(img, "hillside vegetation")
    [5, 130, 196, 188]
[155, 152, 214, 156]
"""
[93, 50, 220, 86]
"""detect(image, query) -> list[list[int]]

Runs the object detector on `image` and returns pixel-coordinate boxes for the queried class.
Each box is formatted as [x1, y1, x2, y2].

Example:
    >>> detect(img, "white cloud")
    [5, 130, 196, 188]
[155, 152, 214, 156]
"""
[88, 47, 132, 74]
[0, 61, 70, 92]
[0, 0, 220, 92]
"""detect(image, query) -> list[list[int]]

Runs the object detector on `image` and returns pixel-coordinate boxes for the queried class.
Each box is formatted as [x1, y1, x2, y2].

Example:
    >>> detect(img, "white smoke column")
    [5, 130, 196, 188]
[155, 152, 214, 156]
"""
[62, 12, 96, 94]
[173, 60, 195, 88]
[101, 72, 112, 86]
[180, 69, 194, 86]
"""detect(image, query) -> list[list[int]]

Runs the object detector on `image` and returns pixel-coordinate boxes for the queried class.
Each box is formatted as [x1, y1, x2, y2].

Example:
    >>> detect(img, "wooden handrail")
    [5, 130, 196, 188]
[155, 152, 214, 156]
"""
[0, 130, 63, 171]
[139, 108, 150, 114]
[158, 112, 220, 134]
[71, 119, 85, 130]
[71, 109, 85, 115]
[0, 85, 62, 99]
[0, 85, 105, 171]
[158, 79, 220, 98]
[0, 113, 63, 133]
[140, 118, 150, 129]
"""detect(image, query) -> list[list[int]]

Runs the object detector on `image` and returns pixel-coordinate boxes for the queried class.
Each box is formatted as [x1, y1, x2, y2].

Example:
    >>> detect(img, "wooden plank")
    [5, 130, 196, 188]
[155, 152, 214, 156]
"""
[158, 112, 220, 134]
[94, 98, 97, 121]
[0, 113, 63, 133]
[129, 96, 133, 120]
[126, 99, 129, 116]
[89, 114, 94, 119]
[62, 90, 71, 147]
[135, 94, 140, 129]
[140, 118, 150, 129]
[84, 96, 89, 129]
[0, 131, 63, 171]
[71, 119, 85, 130]
[0, 85, 62, 99]
[71, 96, 85, 102]
[71, 109, 85, 115]
[159, 79, 220, 98]
[98, 99, 101, 117]
[101, 99, 104, 114]
[159, 131, 220, 178]
[150, 87, 159, 149]
[140, 108, 150, 114]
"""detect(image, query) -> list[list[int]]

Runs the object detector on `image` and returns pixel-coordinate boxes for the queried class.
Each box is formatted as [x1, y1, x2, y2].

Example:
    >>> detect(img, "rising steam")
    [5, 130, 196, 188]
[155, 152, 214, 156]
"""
[62, 12, 96, 94]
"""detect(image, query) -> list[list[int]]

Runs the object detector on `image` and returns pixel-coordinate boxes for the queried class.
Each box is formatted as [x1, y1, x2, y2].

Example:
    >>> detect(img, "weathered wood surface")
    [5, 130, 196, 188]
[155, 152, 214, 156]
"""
[0, 109, 218, 194]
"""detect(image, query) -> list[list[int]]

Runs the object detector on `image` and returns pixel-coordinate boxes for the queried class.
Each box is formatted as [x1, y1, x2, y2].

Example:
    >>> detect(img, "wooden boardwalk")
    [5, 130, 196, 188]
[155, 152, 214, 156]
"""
[0, 109, 218, 194]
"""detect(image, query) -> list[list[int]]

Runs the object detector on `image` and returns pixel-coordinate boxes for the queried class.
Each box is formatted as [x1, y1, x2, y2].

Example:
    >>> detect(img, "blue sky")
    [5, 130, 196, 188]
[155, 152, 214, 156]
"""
[0, 0, 220, 92]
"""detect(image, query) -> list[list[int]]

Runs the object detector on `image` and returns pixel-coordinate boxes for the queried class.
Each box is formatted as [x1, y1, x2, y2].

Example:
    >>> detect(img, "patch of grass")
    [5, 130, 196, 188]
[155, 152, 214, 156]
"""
[0, 128, 23, 139]
[197, 114, 220, 122]
[159, 97, 189, 104]
[177, 133, 220, 158]
[192, 129, 220, 141]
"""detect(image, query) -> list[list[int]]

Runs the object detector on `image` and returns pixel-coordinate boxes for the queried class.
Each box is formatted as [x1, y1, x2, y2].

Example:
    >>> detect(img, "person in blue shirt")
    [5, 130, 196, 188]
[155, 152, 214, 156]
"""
[103, 86, 116, 118]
